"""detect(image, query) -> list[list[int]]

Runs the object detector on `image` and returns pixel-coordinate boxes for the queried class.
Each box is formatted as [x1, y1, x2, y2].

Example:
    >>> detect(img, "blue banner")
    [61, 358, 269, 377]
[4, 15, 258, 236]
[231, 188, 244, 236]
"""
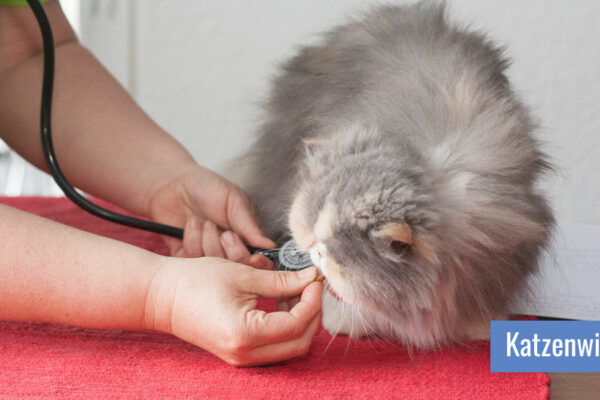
[491, 321, 600, 372]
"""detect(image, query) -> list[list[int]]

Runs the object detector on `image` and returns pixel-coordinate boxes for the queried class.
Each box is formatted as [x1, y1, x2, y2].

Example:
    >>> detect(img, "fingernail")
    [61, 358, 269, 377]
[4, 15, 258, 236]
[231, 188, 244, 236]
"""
[298, 267, 317, 280]
[188, 217, 199, 230]
[222, 231, 236, 247]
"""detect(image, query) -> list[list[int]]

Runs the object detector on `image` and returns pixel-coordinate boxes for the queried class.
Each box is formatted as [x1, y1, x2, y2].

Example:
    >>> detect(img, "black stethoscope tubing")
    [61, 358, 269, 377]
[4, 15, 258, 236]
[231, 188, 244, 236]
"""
[25, 0, 273, 259]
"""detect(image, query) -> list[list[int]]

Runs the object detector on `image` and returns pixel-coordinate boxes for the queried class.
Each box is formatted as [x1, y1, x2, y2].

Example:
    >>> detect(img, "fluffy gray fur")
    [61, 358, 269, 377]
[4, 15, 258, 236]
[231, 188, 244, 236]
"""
[231, 2, 554, 348]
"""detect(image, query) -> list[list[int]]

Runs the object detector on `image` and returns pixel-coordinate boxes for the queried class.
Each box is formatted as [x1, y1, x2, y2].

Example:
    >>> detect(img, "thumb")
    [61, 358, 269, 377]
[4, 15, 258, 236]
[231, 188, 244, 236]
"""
[228, 195, 276, 249]
[243, 267, 318, 298]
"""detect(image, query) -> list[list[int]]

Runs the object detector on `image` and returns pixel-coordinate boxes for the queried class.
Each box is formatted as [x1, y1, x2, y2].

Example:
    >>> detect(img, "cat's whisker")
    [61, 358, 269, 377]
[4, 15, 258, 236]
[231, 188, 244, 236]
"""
[354, 307, 376, 350]
[355, 307, 402, 352]
[319, 291, 346, 359]
[345, 307, 356, 356]
[319, 333, 337, 360]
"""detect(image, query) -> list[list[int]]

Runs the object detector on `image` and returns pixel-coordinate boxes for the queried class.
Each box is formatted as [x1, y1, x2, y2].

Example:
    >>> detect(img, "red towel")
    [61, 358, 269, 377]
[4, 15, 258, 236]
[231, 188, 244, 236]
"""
[0, 197, 550, 399]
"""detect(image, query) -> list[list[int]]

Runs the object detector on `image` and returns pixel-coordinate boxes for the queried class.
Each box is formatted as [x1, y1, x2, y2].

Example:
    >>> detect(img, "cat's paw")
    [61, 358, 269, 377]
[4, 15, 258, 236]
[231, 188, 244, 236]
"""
[321, 289, 370, 338]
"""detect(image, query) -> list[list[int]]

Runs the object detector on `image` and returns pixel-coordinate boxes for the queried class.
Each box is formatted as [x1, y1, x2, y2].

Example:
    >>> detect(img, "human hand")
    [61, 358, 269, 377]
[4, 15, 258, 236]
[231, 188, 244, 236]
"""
[144, 258, 322, 366]
[176, 217, 275, 269]
[145, 165, 275, 263]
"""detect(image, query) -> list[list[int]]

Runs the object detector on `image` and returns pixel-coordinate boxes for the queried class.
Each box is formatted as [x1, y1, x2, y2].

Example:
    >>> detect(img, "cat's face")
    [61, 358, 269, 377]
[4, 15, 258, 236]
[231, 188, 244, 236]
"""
[289, 143, 444, 317]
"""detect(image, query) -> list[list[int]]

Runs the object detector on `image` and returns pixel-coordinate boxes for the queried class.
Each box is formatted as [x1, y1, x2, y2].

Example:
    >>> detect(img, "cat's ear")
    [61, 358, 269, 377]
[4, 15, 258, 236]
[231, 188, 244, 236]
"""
[374, 222, 414, 246]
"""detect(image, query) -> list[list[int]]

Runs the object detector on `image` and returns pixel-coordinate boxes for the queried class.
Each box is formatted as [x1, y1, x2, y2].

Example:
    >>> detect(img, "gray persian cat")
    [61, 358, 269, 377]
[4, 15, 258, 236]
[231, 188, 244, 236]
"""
[234, 2, 554, 348]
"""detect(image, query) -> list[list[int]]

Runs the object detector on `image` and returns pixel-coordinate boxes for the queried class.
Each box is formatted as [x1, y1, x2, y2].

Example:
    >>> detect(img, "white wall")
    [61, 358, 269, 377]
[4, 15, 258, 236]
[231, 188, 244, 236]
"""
[131, 0, 371, 171]
[77, 1, 600, 224]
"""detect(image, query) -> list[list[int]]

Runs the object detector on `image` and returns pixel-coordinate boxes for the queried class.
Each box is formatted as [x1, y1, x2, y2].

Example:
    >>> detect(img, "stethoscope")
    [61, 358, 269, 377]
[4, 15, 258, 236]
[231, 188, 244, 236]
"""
[25, 0, 312, 271]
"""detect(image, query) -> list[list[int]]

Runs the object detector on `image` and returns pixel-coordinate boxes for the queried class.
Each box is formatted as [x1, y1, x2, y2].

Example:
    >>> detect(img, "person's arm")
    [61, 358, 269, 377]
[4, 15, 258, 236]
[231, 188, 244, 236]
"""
[0, 1, 275, 255]
[0, 203, 322, 366]
[0, 203, 157, 329]
[0, 1, 191, 216]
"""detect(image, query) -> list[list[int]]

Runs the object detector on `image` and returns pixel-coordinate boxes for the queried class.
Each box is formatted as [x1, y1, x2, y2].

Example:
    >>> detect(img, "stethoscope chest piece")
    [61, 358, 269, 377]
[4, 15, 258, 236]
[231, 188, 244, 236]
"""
[277, 239, 313, 271]
[253, 238, 313, 271]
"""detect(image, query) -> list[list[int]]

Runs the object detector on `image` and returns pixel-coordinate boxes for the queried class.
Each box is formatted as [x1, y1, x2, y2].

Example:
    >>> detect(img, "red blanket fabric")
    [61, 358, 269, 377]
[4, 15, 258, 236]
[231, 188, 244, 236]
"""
[0, 197, 550, 399]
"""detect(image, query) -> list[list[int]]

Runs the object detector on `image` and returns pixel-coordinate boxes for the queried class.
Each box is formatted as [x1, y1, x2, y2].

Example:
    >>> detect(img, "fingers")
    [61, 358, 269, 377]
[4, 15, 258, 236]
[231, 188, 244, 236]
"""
[288, 281, 322, 322]
[242, 281, 322, 348]
[199, 267, 320, 366]
[277, 295, 301, 312]
[288, 296, 302, 309]
[242, 267, 318, 298]
[224, 282, 322, 366]
[219, 280, 322, 367]
[179, 218, 226, 259]
[183, 217, 203, 257]
[228, 193, 276, 250]
[233, 312, 321, 367]
[218, 230, 274, 269]
[180, 216, 276, 268]
[180, 218, 232, 259]
[201, 221, 225, 258]
[248, 254, 274, 270]
[220, 231, 251, 264]
[166, 237, 185, 257]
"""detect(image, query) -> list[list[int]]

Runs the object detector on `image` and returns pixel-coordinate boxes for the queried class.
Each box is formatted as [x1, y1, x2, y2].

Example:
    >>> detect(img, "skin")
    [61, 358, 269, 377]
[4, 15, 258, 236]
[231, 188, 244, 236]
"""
[0, 0, 322, 366]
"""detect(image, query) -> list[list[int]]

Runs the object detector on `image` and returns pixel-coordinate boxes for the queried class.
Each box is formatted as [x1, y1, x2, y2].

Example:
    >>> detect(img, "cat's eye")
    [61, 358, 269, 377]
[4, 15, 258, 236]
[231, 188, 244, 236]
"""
[390, 240, 411, 255]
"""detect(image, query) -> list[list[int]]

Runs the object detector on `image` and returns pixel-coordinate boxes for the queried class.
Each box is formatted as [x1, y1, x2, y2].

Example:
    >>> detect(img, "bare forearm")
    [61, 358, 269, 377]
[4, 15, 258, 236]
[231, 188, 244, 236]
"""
[0, 2, 196, 216]
[0, 42, 196, 215]
[0, 203, 162, 330]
